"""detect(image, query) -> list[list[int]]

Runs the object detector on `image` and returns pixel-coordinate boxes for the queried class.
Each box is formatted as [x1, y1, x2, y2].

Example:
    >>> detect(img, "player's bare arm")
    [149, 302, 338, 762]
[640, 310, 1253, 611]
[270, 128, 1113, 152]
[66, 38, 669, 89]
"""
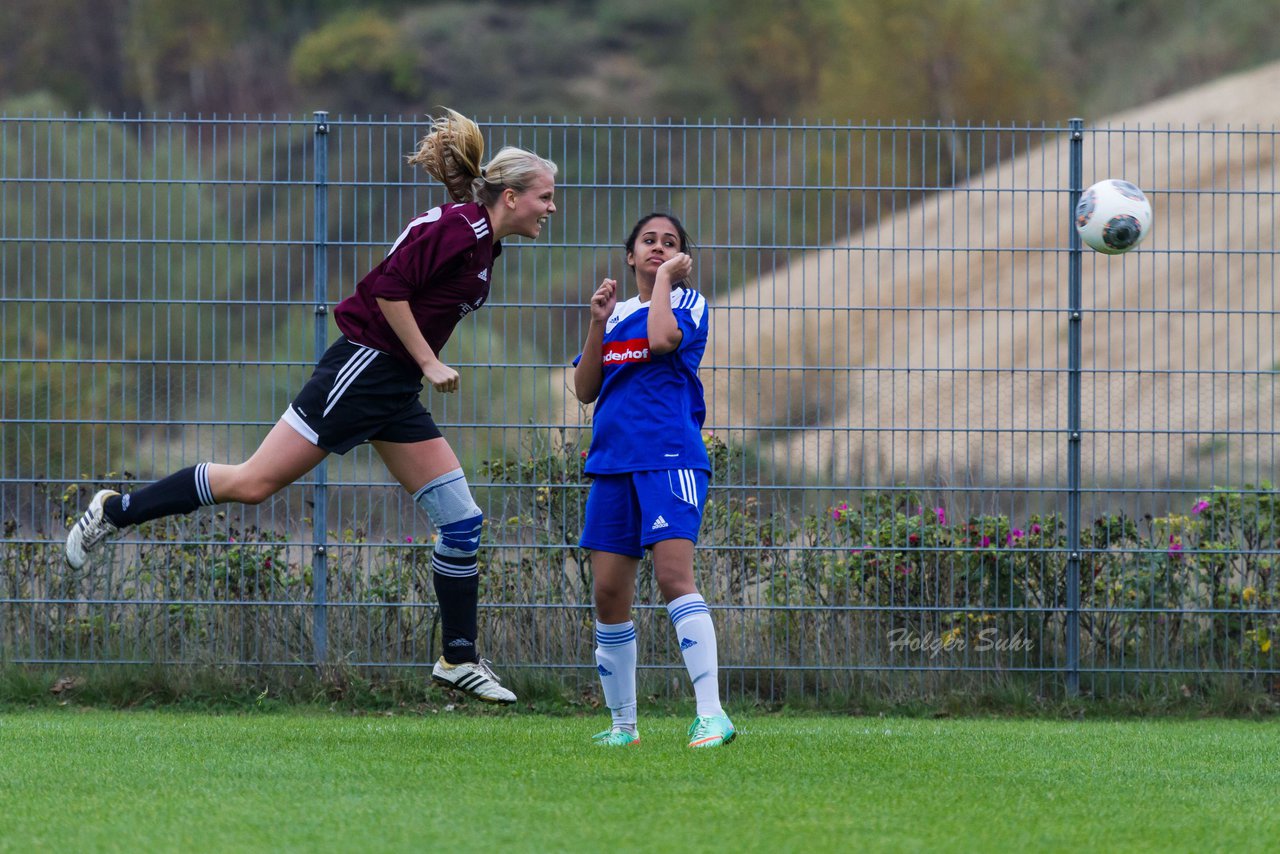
[574, 278, 617, 403]
[377, 296, 459, 393]
[647, 253, 690, 355]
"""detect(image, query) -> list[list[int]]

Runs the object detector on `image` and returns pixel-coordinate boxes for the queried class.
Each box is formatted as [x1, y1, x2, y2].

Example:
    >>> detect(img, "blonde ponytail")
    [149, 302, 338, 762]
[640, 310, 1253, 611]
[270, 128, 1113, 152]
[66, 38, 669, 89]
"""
[407, 108, 558, 206]
[406, 108, 485, 203]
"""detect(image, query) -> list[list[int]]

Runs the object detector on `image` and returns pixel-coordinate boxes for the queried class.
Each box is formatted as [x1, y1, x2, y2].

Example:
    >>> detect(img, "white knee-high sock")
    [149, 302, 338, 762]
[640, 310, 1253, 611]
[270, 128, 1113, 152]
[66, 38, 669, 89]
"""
[667, 593, 724, 717]
[594, 620, 638, 733]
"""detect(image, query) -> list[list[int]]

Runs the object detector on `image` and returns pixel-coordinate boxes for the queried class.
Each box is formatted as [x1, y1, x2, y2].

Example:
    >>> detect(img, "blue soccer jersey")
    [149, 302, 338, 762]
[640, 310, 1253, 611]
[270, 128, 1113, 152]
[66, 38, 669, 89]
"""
[579, 286, 711, 475]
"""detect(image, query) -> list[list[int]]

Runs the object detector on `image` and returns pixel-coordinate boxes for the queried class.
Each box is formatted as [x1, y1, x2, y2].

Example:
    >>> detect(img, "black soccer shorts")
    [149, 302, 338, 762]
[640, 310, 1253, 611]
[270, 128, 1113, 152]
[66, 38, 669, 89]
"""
[283, 337, 442, 454]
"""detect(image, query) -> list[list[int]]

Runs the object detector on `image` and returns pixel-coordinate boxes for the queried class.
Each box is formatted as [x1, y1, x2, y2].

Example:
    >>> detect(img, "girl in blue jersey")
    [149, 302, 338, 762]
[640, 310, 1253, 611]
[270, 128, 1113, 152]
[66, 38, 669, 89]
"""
[573, 213, 736, 748]
[65, 109, 557, 704]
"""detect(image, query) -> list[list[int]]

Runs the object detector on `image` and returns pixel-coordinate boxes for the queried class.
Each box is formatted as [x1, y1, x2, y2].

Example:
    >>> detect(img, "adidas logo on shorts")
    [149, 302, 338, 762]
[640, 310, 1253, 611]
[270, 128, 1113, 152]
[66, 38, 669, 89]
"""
[651, 515, 669, 531]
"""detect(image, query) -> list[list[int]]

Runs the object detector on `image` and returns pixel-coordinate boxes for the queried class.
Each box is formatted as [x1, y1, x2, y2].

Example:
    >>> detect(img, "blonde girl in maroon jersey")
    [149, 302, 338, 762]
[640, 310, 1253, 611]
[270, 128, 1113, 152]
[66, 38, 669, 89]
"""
[66, 109, 556, 703]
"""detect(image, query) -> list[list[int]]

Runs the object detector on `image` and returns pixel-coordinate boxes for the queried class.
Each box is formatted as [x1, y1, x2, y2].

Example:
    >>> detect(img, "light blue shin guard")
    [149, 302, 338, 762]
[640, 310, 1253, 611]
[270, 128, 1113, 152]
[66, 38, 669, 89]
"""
[413, 469, 483, 577]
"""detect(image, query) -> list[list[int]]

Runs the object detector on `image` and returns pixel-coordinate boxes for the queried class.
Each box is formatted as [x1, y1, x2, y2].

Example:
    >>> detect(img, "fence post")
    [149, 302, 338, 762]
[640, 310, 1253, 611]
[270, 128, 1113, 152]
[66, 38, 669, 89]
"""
[1065, 117, 1084, 696]
[311, 111, 330, 666]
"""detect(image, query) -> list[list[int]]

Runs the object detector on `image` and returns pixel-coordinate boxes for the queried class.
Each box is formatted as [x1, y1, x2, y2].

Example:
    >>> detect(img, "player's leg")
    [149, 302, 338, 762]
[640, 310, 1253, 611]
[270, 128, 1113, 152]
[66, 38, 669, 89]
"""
[642, 469, 735, 748]
[579, 474, 644, 746]
[653, 540, 726, 721]
[373, 436, 474, 661]
[374, 437, 515, 705]
[591, 550, 642, 746]
[66, 420, 327, 569]
[66, 336, 396, 570]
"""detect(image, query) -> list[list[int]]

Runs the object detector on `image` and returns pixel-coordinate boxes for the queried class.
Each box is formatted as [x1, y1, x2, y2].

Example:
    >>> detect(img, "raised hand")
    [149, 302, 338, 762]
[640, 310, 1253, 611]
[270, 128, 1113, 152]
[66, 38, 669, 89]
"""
[590, 278, 618, 323]
[657, 252, 692, 285]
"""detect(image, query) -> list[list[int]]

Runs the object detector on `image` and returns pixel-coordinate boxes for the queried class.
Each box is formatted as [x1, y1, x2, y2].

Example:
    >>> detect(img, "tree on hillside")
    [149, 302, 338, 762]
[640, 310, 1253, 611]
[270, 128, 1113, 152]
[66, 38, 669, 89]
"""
[0, 0, 133, 111]
[0, 0, 409, 114]
[290, 9, 422, 112]
[690, 0, 1067, 122]
[689, 0, 842, 118]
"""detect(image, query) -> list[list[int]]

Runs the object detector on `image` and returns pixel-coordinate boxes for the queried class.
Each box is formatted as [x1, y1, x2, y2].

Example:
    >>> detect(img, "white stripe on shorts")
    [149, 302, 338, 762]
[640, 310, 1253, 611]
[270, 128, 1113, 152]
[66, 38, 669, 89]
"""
[282, 405, 319, 444]
[670, 468, 699, 508]
[323, 344, 379, 417]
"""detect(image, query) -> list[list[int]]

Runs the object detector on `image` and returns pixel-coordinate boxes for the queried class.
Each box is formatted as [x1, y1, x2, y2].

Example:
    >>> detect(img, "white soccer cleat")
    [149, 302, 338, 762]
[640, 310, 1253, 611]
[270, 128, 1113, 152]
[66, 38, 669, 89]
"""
[65, 489, 121, 570]
[431, 657, 517, 705]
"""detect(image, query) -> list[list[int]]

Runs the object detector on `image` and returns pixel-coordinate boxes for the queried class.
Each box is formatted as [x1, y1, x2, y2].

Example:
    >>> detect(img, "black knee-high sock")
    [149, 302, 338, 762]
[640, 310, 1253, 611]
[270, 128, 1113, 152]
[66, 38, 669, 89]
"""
[433, 571, 479, 664]
[103, 463, 217, 527]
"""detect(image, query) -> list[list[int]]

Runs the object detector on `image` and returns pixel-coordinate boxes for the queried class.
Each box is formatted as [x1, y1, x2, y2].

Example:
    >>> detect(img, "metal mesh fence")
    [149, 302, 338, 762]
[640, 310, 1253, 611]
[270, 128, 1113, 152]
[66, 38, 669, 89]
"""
[1, 115, 1276, 700]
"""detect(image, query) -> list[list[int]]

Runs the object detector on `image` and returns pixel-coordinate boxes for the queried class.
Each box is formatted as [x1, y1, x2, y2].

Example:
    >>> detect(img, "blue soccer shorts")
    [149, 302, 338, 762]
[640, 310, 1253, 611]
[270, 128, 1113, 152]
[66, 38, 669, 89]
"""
[579, 469, 710, 558]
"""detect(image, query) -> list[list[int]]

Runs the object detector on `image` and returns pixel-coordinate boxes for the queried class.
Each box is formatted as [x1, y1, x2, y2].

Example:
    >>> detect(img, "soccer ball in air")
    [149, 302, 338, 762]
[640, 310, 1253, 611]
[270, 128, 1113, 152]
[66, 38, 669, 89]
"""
[1075, 179, 1153, 255]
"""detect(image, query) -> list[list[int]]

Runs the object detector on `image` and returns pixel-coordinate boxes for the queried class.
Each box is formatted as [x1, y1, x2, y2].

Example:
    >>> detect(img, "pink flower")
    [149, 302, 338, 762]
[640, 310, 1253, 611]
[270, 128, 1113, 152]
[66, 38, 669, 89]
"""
[1191, 500, 1210, 515]
[1031, 524, 1042, 534]
[1006, 528, 1026, 546]
[980, 536, 992, 548]
[405, 536, 413, 543]
[934, 507, 947, 525]
[1168, 535, 1183, 556]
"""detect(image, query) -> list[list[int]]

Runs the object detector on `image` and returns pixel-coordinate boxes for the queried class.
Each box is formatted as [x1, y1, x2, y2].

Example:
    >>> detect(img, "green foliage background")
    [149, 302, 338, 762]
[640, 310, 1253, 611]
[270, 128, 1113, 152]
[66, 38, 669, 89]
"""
[3, 0, 1279, 122]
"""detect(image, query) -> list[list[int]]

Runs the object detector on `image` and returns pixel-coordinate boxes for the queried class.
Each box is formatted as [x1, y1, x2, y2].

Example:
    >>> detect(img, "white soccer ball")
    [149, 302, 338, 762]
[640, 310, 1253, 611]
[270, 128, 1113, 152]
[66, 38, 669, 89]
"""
[1075, 179, 1153, 255]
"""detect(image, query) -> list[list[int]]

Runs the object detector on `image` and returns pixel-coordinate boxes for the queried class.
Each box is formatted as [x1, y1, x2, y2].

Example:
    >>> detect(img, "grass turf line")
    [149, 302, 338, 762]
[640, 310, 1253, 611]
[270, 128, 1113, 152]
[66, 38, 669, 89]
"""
[1, 711, 1278, 852]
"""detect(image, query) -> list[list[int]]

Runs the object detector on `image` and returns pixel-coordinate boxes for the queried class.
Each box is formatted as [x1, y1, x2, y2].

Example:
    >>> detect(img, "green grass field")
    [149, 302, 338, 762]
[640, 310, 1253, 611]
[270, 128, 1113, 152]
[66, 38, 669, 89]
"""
[1, 710, 1277, 852]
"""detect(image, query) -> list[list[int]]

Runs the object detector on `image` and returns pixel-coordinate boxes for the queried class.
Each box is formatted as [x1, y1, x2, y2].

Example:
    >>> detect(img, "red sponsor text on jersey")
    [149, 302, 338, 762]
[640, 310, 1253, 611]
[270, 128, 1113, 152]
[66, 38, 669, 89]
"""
[602, 338, 651, 365]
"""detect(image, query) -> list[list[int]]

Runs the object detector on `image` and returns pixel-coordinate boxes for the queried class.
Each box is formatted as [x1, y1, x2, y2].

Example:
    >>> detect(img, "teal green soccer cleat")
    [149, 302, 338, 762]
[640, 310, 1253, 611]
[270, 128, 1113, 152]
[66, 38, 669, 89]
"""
[687, 714, 737, 748]
[592, 728, 640, 747]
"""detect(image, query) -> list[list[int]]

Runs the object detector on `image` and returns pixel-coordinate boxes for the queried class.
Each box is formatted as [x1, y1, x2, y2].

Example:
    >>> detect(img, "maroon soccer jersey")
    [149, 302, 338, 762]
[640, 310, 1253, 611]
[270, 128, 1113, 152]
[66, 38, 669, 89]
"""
[333, 202, 501, 369]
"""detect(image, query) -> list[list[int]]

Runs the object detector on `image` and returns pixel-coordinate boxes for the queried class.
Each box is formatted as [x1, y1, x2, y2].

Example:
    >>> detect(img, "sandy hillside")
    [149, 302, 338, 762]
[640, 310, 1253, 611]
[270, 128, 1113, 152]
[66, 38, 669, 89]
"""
[700, 60, 1280, 489]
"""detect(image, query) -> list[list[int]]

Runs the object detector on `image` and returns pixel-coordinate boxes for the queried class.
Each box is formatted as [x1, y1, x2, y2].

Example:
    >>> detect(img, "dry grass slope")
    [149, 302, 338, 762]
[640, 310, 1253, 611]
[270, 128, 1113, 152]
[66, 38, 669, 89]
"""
[707, 61, 1280, 490]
